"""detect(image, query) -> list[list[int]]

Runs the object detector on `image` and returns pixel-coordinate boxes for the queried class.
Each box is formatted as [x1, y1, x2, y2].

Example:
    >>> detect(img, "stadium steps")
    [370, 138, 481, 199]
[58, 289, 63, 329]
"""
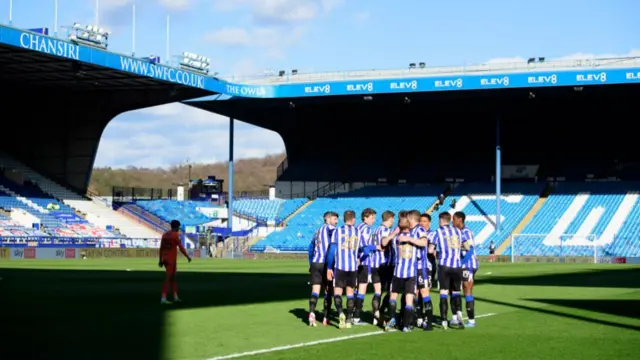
[0, 153, 162, 238]
[248, 236, 264, 247]
[496, 183, 552, 255]
[281, 199, 314, 226]
[117, 206, 169, 233]
[0, 184, 47, 213]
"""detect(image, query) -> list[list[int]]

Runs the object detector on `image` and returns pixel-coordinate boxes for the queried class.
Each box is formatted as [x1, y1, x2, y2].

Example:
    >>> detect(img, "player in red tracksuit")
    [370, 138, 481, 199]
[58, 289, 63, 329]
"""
[159, 220, 191, 304]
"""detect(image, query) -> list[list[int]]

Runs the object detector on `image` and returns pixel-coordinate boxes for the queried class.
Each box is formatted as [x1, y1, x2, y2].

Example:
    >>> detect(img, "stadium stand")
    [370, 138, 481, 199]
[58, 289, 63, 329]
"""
[250, 185, 443, 252]
[234, 198, 308, 223]
[508, 181, 640, 257]
[442, 182, 545, 255]
[136, 200, 214, 226]
[118, 202, 170, 229]
[0, 213, 48, 236]
[249, 181, 640, 258]
[0, 153, 161, 238]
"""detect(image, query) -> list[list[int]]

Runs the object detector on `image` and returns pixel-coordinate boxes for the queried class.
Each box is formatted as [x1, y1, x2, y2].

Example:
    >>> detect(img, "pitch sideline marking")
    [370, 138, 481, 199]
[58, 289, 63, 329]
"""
[206, 313, 498, 360]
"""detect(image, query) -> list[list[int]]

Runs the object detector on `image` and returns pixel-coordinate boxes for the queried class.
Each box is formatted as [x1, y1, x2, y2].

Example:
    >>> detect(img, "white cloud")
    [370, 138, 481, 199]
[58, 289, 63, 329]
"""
[321, 0, 344, 12]
[95, 103, 285, 168]
[159, 0, 191, 11]
[486, 49, 640, 64]
[204, 28, 252, 47]
[205, 25, 307, 60]
[354, 11, 370, 24]
[214, 0, 330, 24]
[100, 0, 191, 11]
[207, 1, 340, 62]
[101, 0, 133, 9]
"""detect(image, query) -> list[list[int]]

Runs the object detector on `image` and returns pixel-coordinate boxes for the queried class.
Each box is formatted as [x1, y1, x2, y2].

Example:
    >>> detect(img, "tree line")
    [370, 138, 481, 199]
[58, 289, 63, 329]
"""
[88, 153, 286, 196]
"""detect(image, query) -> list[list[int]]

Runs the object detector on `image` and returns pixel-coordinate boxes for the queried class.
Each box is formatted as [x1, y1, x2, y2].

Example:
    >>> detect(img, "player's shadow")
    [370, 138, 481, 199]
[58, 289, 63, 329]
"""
[0, 267, 309, 360]
[475, 297, 640, 331]
[528, 299, 640, 320]
[480, 268, 640, 289]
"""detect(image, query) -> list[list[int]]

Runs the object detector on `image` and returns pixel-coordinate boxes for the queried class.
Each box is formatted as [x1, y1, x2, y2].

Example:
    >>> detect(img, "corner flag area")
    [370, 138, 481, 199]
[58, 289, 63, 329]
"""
[0, 259, 638, 360]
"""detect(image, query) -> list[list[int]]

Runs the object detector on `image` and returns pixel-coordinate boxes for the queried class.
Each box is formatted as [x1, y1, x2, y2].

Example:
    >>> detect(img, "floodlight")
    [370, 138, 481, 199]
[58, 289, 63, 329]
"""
[178, 51, 210, 75]
[66, 22, 110, 49]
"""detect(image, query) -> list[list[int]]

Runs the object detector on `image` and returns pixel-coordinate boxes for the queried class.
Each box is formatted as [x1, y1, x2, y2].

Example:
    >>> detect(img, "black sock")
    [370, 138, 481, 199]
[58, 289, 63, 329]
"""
[416, 296, 424, 321]
[309, 292, 319, 314]
[423, 296, 433, 325]
[452, 293, 462, 315]
[346, 296, 355, 320]
[354, 294, 365, 319]
[323, 292, 332, 318]
[439, 294, 448, 322]
[381, 293, 390, 314]
[403, 304, 414, 329]
[400, 296, 407, 325]
[450, 296, 456, 314]
[334, 294, 343, 315]
[387, 299, 397, 323]
[372, 293, 381, 316]
[465, 295, 475, 320]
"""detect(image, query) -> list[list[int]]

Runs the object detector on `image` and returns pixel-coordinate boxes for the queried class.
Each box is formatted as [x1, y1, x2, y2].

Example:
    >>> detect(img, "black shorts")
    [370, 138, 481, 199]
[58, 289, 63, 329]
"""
[391, 276, 417, 295]
[309, 262, 327, 285]
[437, 266, 462, 292]
[357, 265, 368, 284]
[489, 249, 495, 255]
[334, 269, 357, 289]
[462, 268, 478, 283]
[380, 265, 394, 291]
[416, 269, 433, 290]
[356, 265, 382, 284]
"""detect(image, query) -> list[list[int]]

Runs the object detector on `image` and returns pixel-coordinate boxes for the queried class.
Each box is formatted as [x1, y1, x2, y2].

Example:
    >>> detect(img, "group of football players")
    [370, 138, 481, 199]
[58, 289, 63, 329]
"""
[307, 208, 478, 332]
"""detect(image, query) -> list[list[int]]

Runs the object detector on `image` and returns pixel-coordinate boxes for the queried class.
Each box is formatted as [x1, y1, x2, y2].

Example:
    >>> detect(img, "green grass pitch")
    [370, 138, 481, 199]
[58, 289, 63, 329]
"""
[0, 259, 638, 360]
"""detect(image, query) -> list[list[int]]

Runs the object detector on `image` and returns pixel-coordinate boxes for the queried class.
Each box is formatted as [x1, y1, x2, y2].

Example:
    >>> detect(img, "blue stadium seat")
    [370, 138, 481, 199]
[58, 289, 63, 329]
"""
[506, 181, 640, 257]
[0, 176, 118, 237]
[136, 200, 215, 226]
[442, 182, 544, 255]
[251, 185, 444, 252]
[234, 198, 307, 223]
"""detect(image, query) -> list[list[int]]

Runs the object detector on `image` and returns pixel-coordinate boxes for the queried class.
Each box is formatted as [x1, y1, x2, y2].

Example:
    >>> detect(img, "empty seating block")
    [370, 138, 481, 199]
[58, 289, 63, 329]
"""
[0, 175, 118, 238]
[509, 182, 640, 257]
[136, 200, 214, 226]
[251, 185, 443, 252]
[442, 182, 544, 255]
[234, 198, 307, 223]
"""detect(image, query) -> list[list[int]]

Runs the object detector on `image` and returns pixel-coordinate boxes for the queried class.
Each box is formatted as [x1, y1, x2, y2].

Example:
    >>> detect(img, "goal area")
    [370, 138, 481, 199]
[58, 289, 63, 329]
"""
[510, 233, 601, 263]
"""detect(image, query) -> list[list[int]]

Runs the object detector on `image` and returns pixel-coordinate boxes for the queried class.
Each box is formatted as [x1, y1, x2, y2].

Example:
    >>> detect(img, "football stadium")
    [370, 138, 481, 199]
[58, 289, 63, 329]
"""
[1, 12, 640, 360]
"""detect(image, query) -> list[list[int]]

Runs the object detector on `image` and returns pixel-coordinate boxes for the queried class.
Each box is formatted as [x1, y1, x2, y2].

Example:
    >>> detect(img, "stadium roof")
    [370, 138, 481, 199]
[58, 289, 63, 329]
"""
[0, 26, 211, 96]
[2, 25, 639, 99]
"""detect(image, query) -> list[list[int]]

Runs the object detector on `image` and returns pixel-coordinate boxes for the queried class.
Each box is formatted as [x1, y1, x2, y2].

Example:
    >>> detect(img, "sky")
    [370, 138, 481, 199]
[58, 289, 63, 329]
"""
[2, 0, 639, 168]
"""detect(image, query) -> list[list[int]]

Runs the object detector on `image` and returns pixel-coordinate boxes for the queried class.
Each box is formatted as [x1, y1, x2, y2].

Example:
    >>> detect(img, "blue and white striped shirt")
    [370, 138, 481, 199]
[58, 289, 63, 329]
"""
[356, 222, 373, 266]
[417, 228, 435, 272]
[370, 225, 391, 268]
[461, 226, 478, 270]
[331, 224, 363, 272]
[433, 225, 464, 268]
[393, 226, 426, 279]
[311, 224, 335, 264]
